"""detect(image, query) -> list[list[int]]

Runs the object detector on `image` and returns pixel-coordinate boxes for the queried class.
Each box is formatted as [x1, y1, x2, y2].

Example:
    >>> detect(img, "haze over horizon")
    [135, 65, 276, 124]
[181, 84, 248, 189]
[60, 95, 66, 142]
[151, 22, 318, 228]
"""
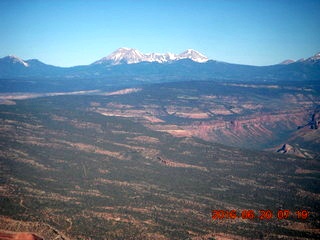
[1, 0, 319, 67]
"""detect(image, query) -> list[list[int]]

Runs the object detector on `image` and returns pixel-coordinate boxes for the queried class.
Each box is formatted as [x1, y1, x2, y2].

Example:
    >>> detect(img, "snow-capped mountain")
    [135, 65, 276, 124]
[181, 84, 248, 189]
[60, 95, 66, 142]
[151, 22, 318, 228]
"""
[94, 48, 145, 65]
[306, 52, 320, 62]
[176, 49, 208, 63]
[278, 52, 320, 65]
[93, 48, 209, 65]
[1, 55, 29, 67]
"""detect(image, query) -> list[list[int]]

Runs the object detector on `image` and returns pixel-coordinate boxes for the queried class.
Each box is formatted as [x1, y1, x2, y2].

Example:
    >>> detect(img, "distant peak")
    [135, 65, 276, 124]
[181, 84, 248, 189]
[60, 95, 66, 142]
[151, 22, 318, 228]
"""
[278, 52, 320, 64]
[177, 49, 208, 63]
[2, 55, 29, 67]
[94, 47, 144, 65]
[7, 55, 23, 60]
[279, 59, 295, 65]
[307, 52, 320, 61]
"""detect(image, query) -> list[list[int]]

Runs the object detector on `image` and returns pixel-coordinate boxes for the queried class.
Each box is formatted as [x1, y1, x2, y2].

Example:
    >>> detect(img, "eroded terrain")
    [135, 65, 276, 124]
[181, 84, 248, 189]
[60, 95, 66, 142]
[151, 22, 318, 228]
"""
[0, 87, 319, 239]
[91, 81, 320, 155]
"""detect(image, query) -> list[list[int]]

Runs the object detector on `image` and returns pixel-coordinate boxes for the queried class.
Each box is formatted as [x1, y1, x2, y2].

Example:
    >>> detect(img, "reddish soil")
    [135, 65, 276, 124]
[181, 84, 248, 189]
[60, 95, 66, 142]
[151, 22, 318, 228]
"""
[0, 232, 43, 240]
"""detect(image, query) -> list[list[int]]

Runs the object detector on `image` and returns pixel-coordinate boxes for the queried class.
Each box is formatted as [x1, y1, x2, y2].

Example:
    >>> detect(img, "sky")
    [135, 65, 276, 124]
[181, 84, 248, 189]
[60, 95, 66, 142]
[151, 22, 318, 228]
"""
[0, 0, 319, 67]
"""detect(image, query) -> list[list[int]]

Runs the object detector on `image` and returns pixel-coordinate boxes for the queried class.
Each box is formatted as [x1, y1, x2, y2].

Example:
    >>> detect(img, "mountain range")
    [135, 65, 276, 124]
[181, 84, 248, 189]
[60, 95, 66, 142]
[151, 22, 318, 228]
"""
[0, 48, 319, 82]
[93, 48, 209, 64]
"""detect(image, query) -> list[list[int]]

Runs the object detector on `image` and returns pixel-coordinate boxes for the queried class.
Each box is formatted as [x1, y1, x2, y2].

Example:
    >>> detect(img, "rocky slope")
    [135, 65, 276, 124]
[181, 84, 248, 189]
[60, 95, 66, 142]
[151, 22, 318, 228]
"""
[278, 108, 320, 158]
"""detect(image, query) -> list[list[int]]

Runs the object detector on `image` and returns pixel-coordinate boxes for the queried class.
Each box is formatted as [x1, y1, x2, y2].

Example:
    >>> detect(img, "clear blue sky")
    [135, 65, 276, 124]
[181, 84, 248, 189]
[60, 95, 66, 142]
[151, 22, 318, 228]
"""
[0, 0, 319, 67]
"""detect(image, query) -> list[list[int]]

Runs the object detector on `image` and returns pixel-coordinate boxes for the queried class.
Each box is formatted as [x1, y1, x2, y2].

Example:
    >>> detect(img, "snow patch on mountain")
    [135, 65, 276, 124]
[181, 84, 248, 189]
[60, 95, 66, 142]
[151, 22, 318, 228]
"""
[306, 52, 320, 62]
[4, 55, 29, 67]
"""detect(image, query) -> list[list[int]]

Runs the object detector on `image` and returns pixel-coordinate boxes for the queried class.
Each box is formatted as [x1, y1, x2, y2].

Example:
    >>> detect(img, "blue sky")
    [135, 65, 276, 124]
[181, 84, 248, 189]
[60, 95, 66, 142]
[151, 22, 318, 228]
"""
[0, 0, 319, 67]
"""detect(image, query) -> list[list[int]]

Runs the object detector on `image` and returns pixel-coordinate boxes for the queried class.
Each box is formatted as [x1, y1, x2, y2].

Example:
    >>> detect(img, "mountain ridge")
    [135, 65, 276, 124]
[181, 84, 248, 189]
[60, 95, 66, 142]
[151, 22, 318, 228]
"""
[2, 50, 320, 69]
[0, 50, 319, 82]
